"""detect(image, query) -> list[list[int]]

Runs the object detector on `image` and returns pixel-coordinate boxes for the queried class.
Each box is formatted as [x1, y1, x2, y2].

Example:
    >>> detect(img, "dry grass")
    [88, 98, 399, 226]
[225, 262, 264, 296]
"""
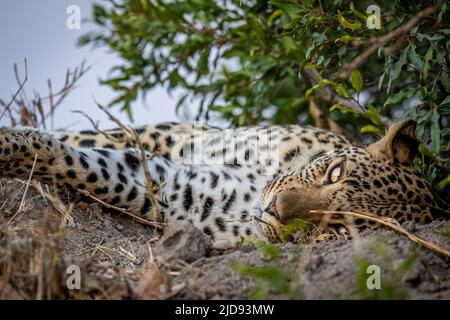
[0, 207, 66, 299]
[0, 61, 164, 300]
[0, 180, 165, 300]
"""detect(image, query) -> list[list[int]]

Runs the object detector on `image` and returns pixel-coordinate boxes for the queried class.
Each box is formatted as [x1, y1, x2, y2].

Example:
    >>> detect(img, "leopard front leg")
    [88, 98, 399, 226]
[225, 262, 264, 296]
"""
[0, 127, 175, 218]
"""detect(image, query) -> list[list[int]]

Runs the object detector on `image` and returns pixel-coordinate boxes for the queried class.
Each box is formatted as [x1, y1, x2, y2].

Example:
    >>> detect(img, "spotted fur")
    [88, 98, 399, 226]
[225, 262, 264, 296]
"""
[0, 121, 445, 247]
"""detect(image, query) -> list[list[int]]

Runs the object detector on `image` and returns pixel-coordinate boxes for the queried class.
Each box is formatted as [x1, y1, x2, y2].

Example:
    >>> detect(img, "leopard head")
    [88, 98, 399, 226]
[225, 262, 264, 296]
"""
[254, 120, 443, 242]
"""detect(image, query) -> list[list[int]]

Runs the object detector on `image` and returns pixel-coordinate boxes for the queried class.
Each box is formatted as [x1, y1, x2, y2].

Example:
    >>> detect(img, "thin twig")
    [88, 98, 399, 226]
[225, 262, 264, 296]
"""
[18, 154, 38, 212]
[93, 101, 161, 221]
[38, 63, 91, 126]
[76, 188, 165, 230]
[336, 1, 444, 79]
[93, 100, 135, 138]
[71, 110, 123, 144]
[0, 60, 89, 129]
[47, 79, 54, 130]
[310, 209, 450, 257]
[0, 59, 28, 122]
[75, 100, 162, 222]
[30, 181, 74, 226]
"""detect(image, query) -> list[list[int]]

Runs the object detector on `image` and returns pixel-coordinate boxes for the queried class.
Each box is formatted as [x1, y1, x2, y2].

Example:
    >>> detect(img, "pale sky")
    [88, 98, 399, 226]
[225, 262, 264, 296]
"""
[0, 0, 185, 131]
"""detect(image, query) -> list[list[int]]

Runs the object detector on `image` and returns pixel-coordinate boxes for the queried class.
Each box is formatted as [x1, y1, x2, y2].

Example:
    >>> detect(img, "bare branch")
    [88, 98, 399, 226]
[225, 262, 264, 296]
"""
[336, 1, 444, 79]
[0, 60, 89, 129]
[38, 62, 91, 126]
[71, 109, 123, 144]
[0, 59, 28, 122]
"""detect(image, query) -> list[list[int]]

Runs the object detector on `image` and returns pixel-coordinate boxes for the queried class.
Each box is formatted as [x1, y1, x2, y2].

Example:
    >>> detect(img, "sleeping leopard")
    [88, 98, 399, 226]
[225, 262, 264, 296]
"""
[0, 120, 445, 248]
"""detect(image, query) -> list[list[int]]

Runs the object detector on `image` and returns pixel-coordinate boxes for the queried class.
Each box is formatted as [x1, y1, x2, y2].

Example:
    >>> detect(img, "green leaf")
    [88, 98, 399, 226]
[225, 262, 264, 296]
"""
[337, 10, 362, 30]
[423, 48, 434, 80]
[361, 124, 382, 135]
[304, 64, 321, 70]
[437, 175, 450, 191]
[417, 34, 445, 42]
[268, 9, 283, 25]
[439, 95, 450, 106]
[349, 2, 367, 22]
[312, 32, 328, 44]
[408, 44, 424, 71]
[350, 69, 363, 93]
[377, 72, 386, 91]
[271, 0, 301, 17]
[209, 105, 240, 112]
[431, 110, 441, 154]
[418, 144, 434, 157]
[175, 93, 189, 114]
[281, 36, 297, 54]
[416, 112, 432, 140]
[366, 104, 382, 126]
[383, 88, 418, 108]
[140, 0, 148, 10]
[232, 263, 289, 294]
[196, 48, 210, 77]
[442, 72, 450, 92]
[387, 45, 410, 93]
[330, 103, 357, 114]
[300, 0, 315, 8]
[305, 79, 335, 98]
[305, 44, 316, 59]
[305, 87, 316, 98]
[248, 14, 265, 43]
[335, 35, 362, 43]
[256, 241, 280, 260]
[335, 84, 352, 98]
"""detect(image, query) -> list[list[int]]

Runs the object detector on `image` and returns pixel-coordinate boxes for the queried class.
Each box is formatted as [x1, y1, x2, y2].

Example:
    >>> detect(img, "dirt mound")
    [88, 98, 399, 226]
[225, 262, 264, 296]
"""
[0, 180, 449, 299]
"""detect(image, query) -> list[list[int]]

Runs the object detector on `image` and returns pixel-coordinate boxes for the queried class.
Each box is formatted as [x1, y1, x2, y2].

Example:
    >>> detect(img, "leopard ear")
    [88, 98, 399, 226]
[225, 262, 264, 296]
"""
[367, 119, 419, 164]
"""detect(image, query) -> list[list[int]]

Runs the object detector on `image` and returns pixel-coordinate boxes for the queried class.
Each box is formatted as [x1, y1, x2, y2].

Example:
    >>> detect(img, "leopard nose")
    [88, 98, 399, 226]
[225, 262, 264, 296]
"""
[272, 189, 325, 224]
[264, 195, 280, 220]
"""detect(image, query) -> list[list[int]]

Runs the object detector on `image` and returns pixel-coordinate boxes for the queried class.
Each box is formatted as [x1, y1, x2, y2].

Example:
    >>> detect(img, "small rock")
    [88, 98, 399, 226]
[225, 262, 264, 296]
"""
[418, 281, 440, 293]
[308, 255, 323, 269]
[155, 221, 212, 263]
[116, 224, 124, 231]
[402, 265, 421, 283]
[133, 263, 169, 299]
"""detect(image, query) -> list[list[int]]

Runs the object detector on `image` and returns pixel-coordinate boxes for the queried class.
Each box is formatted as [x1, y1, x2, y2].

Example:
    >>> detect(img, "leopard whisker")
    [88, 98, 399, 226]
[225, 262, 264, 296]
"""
[251, 215, 285, 231]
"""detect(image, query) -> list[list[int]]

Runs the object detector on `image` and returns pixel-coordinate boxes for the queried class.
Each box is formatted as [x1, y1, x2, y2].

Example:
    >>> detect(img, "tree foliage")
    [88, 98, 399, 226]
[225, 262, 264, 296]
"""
[79, 0, 450, 193]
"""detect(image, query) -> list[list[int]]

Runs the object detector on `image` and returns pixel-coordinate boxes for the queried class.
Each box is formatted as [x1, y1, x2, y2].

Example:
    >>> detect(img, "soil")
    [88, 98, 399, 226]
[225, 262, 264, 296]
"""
[0, 180, 449, 300]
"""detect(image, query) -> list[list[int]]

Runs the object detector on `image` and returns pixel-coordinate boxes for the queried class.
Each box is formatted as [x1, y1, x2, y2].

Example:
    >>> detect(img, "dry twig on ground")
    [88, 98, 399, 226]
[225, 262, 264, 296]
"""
[310, 209, 450, 257]
[76, 188, 165, 230]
